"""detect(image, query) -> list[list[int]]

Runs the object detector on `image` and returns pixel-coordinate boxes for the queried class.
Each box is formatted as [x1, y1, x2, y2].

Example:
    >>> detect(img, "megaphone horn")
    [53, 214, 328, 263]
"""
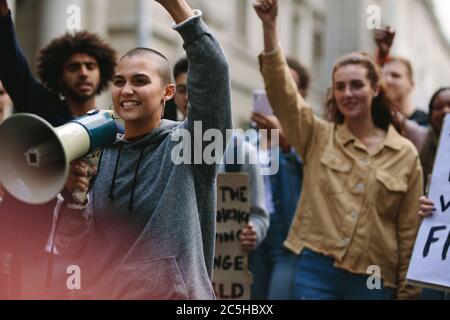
[0, 109, 118, 204]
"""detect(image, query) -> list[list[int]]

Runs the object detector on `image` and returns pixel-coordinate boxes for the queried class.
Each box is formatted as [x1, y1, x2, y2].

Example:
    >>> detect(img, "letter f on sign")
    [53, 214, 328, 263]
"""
[423, 226, 447, 258]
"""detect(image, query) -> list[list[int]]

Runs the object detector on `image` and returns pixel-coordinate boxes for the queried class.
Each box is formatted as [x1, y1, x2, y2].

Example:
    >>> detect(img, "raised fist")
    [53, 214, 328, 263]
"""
[253, 0, 279, 27]
[374, 27, 396, 61]
[0, 0, 9, 17]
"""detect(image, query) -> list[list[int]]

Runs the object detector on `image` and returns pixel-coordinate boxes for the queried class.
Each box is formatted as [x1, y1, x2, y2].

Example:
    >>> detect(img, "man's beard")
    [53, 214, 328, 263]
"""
[64, 86, 98, 102]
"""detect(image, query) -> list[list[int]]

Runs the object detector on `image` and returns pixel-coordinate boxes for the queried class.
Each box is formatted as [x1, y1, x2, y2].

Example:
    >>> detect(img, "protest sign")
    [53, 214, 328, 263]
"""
[407, 114, 450, 292]
[212, 173, 253, 300]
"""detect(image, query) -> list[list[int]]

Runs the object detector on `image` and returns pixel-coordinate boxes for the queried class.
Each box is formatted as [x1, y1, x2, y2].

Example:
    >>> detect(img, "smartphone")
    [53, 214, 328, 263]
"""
[253, 90, 273, 115]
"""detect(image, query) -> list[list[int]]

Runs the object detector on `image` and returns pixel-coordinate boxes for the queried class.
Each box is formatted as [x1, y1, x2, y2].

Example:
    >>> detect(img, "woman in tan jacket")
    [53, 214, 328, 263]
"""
[253, 0, 422, 299]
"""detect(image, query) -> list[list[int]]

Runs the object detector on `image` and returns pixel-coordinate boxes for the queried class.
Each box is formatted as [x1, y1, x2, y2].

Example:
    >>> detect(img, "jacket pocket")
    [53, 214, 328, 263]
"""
[98, 256, 189, 300]
[320, 152, 352, 195]
[375, 171, 408, 217]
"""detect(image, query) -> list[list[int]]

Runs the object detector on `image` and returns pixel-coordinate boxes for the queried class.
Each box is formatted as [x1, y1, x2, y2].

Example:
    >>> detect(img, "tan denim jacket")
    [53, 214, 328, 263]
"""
[259, 49, 423, 299]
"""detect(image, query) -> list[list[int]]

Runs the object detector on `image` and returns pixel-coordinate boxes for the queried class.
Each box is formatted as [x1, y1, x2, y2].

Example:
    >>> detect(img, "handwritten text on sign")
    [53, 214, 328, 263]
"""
[407, 114, 450, 291]
[213, 173, 253, 300]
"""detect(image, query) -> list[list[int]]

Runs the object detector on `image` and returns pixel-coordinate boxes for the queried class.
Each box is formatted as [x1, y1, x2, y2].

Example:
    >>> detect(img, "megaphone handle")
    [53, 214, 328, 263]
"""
[71, 151, 101, 203]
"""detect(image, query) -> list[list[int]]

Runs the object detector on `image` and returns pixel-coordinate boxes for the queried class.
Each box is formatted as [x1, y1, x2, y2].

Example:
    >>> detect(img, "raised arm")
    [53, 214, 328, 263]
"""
[253, 0, 325, 162]
[157, 0, 232, 154]
[0, 0, 50, 115]
[155, 0, 195, 24]
[253, 0, 279, 53]
[246, 142, 269, 249]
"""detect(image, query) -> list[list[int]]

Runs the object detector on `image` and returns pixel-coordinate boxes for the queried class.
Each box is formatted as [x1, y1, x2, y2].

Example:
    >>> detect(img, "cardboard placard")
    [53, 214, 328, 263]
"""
[407, 114, 450, 292]
[212, 173, 253, 300]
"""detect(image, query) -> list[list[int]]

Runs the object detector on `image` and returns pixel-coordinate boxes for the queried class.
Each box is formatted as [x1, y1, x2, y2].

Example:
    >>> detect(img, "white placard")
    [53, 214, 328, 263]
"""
[212, 173, 253, 300]
[407, 114, 450, 291]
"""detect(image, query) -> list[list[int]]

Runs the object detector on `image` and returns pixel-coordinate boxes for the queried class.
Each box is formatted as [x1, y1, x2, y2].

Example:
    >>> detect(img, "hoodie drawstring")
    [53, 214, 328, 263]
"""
[128, 146, 145, 211]
[109, 143, 124, 200]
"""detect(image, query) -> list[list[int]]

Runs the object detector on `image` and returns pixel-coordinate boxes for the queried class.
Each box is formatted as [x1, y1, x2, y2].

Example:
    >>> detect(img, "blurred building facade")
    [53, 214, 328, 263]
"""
[10, 0, 450, 126]
[326, 0, 450, 110]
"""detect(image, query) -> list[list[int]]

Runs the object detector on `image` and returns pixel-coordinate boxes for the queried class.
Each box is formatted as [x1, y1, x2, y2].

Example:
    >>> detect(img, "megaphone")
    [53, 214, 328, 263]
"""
[0, 109, 118, 204]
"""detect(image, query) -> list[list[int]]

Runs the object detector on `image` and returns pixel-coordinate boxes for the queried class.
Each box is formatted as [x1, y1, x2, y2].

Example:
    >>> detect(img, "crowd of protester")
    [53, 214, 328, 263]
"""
[0, 0, 449, 300]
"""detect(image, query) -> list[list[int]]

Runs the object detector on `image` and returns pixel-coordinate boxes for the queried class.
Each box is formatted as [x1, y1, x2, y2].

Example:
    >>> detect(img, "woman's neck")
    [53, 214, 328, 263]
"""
[124, 117, 161, 140]
[344, 117, 387, 155]
[345, 116, 377, 140]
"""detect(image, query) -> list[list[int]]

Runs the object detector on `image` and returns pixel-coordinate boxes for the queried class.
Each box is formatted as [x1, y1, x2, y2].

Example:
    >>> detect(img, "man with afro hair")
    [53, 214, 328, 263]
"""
[0, 1, 116, 125]
[0, 0, 117, 299]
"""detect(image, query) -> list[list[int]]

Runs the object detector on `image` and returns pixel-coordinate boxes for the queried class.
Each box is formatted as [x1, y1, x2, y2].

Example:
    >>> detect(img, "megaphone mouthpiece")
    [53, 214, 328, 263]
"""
[25, 140, 62, 168]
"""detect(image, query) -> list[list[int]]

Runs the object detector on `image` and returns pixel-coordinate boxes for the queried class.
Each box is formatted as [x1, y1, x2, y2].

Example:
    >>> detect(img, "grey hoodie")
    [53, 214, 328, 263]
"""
[219, 134, 269, 248]
[54, 11, 232, 300]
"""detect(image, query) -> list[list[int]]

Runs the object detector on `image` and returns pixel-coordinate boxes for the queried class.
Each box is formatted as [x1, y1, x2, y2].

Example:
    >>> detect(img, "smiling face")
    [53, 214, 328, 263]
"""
[430, 89, 450, 133]
[61, 53, 101, 101]
[333, 64, 379, 123]
[112, 55, 175, 135]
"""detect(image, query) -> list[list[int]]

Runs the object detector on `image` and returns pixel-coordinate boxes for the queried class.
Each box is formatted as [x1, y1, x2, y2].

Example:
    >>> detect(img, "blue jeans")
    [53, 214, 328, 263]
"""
[294, 248, 395, 300]
[421, 288, 450, 300]
[249, 214, 299, 300]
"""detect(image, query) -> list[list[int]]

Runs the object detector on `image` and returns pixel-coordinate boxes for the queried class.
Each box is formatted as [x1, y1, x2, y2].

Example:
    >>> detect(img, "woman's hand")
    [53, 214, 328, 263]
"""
[252, 112, 291, 152]
[374, 27, 395, 61]
[65, 160, 97, 195]
[239, 224, 258, 252]
[418, 196, 435, 218]
[253, 0, 278, 28]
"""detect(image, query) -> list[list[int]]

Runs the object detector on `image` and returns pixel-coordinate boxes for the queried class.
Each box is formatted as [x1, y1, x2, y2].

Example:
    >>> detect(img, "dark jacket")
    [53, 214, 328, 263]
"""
[0, 10, 77, 299]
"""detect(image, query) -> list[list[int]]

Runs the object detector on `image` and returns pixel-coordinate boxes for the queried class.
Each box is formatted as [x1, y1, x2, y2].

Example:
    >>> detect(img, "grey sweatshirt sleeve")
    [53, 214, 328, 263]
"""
[246, 144, 269, 248]
[173, 10, 233, 171]
[219, 138, 270, 248]
[54, 194, 94, 259]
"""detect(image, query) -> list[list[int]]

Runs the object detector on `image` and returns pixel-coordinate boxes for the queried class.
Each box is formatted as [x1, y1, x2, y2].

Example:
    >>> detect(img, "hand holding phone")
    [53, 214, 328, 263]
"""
[253, 90, 273, 116]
